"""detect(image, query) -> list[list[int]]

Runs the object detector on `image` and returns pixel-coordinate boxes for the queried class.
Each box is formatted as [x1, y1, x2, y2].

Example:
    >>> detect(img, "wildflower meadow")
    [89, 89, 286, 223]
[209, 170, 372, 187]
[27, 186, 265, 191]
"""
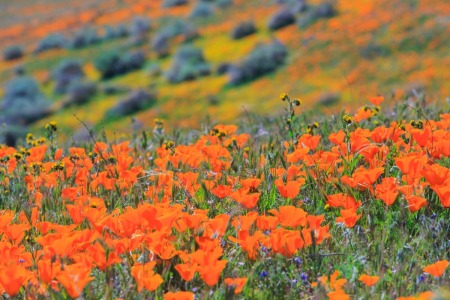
[0, 93, 448, 299]
[0, 0, 449, 299]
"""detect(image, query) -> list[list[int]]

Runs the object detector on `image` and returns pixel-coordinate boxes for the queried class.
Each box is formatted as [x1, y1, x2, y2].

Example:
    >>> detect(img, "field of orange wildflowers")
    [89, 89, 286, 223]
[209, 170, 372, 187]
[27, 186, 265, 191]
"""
[1, 0, 449, 138]
[0, 93, 448, 299]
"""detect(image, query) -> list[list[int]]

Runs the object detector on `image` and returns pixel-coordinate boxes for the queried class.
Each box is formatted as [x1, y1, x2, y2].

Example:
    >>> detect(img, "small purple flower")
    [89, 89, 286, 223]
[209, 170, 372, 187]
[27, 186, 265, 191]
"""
[303, 197, 310, 204]
[293, 257, 302, 265]
[300, 272, 308, 282]
[431, 213, 437, 219]
[418, 274, 425, 283]
[260, 270, 269, 278]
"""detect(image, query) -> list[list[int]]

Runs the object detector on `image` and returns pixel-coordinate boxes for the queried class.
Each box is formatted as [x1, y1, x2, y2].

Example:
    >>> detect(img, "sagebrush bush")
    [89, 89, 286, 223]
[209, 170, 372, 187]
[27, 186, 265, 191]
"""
[151, 20, 198, 56]
[216, 62, 232, 75]
[298, 2, 337, 28]
[95, 50, 145, 79]
[130, 16, 151, 39]
[231, 21, 257, 40]
[69, 27, 102, 49]
[189, 2, 215, 19]
[63, 81, 97, 107]
[105, 89, 156, 118]
[274, 0, 307, 11]
[268, 7, 296, 31]
[151, 34, 170, 57]
[52, 59, 85, 94]
[162, 0, 188, 8]
[0, 75, 51, 125]
[3, 45, 24, 61]
[166, 45, 211, 83]
[228, 40, 288, 85]
[103, 24, 129, 41]
[34, 33, 67, 53]
[216, 0, 233, 8]
[0, 124, 26, 147]
[102, 85, 130, 95]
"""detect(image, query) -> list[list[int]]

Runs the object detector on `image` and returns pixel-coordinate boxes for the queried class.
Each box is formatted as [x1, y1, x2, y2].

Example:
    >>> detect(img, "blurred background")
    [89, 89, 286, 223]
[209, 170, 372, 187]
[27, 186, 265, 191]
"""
[0, 0, 449, 145]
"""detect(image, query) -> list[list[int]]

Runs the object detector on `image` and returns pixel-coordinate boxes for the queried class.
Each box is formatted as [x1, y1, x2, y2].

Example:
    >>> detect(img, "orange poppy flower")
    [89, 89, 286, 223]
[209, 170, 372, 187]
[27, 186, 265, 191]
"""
[256, 215, 279, 230]
[298, 134, 321, 150]
[318, 270, 347, 292]
[191, 249, 228, 286]
[269, 228, 304, 257]
[395, 154, 427, 185]
[240, 178, 262, 189]
[358, 274, 379, 286]
[421, 164, 450, 186]
[131, 261, 164, 292]
[423, 260, 449, 277]
[326, 193, 360, 209]
[164, 291, 195, 300]
[411, 126, 432, 147]
[38, 258, 61, 284]
[336, 208, 361, 228]
[211, 184, 233, 199]
[369, 96, 384, 105]
[231, 212, 258, 232]
[275, 178, 303, 199]
[56, 263, 94, 298]
[287, 147, 310, 163]
[329, 130, 346, 145]
[0, 265, 31, 296]
[269, 205, 307, 228]
[431, 184, 450, 208]
[397, 291, 435, 300]
[229, 230, 264, 260]
[175, 262, 197, 282]
[327, 289, 350, 300]
[230, 188, 260, 209]
[404, 195, 428, 212]
[375, 177, 399, 206]
[224, 277, 247, 294]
